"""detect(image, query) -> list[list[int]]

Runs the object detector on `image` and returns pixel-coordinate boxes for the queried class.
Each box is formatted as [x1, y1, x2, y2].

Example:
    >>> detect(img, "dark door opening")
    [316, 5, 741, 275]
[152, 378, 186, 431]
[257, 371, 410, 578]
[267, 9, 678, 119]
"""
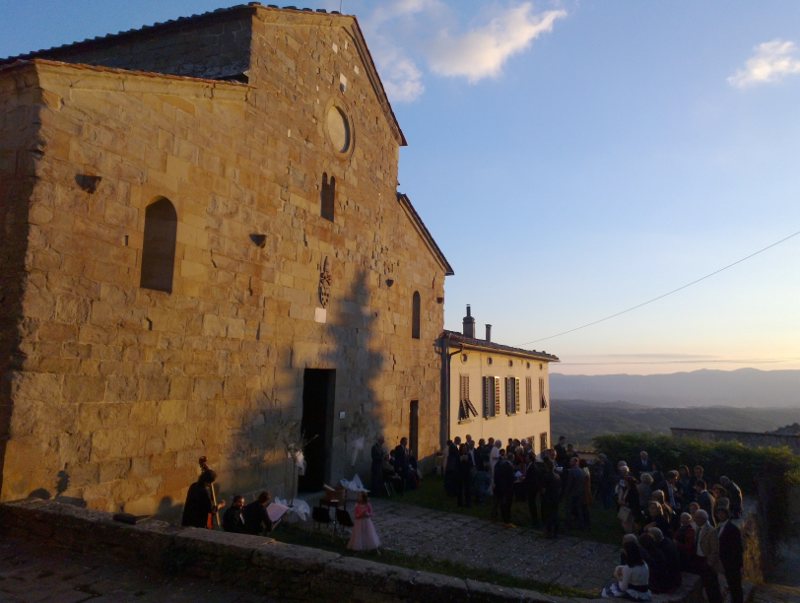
[409, 400, 419, 459]
[298, 369, 335, 492]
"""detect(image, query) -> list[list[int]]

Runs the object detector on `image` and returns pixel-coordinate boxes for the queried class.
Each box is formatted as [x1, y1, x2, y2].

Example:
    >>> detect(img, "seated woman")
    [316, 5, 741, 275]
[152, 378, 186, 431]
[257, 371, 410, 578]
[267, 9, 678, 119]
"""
[602, 539, 652, 600]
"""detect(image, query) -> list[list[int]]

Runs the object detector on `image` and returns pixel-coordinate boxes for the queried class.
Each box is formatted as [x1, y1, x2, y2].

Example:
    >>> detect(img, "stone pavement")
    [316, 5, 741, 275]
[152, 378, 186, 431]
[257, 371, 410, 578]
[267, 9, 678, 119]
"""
[0, 538, 272, 603]
[367, 497, 619, 594]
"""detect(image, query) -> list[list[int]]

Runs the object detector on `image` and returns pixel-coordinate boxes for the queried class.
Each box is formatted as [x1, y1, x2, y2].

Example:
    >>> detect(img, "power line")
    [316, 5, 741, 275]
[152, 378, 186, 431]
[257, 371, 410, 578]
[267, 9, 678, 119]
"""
[518, 228, 800, 346]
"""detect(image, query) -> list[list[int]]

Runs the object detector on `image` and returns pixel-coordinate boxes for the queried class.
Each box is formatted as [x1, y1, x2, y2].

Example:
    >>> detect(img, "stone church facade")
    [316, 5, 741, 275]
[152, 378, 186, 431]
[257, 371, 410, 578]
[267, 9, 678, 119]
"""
[0, 5, 452, 515]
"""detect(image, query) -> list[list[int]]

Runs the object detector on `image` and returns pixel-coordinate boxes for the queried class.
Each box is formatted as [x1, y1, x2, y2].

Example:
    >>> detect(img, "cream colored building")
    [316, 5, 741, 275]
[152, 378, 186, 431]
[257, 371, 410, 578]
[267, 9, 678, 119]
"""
[0, 5, 452, 515]
[441, 307, 558, 451]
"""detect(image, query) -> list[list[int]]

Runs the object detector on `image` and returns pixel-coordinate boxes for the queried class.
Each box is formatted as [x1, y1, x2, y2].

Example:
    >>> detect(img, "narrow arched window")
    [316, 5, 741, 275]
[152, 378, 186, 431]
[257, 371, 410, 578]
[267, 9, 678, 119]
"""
[140, 197, 177, 293]
[411, 291, 421, 339]
[321, 173, 335, 222]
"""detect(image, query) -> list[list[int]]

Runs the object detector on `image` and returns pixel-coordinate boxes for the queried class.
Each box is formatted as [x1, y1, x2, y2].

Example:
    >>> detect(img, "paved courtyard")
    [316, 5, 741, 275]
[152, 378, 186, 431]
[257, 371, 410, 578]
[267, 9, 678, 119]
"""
[368, 497, 618, 594]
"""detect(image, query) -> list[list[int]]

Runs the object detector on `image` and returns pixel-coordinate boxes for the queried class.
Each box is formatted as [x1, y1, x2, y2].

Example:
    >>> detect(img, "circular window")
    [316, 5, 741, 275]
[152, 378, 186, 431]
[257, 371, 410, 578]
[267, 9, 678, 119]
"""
[326, 106, 351, 153]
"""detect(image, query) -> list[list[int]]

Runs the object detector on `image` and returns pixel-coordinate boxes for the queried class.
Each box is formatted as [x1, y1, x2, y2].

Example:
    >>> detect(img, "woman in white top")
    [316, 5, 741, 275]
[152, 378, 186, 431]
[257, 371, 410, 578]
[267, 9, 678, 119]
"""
[601, 539, 652, 600]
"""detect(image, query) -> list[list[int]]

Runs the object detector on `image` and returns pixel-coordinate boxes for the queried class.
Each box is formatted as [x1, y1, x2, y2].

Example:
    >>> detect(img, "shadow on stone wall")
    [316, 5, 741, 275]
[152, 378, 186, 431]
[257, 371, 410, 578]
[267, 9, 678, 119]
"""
[196, 269, 387, 512]
[0, 156, 35, 500]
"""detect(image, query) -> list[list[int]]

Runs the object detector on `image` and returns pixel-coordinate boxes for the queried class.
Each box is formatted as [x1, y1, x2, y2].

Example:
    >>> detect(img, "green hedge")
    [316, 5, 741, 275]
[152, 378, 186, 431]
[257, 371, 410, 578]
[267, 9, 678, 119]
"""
[592, 433, 800, 548]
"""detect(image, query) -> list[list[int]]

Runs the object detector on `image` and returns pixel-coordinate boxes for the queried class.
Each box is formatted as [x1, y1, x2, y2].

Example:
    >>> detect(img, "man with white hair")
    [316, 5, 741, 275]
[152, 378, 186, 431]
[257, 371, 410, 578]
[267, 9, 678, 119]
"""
[648, 527, 681, 592]
[693, 509, 723, 603]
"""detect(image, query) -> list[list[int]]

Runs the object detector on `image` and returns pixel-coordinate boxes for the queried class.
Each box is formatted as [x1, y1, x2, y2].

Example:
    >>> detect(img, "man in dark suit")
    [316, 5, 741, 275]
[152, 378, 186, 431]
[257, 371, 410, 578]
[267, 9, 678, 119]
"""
[694, 480, 716, 526]
[243, 491, 273, 535]
[633, 450, 656, 477]
[562, 456, 587, 529]
[394, 437, 409, 495]
[716, 501, 744, 603]
[493, 449, 515, 526]
[720, 476, 743, 519]
[222, 494, 247, 533]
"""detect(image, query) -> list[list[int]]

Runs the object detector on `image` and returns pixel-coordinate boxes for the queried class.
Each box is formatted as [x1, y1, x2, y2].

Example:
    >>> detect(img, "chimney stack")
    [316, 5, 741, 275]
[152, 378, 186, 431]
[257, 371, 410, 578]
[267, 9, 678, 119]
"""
[485, 324, 492, 342]
[462, 305, 475, 338]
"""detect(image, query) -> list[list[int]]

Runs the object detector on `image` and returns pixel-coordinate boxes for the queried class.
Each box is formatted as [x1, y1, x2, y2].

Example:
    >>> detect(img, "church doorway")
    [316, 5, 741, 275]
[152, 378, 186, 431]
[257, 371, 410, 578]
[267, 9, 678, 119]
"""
[298, 369, 335, 492]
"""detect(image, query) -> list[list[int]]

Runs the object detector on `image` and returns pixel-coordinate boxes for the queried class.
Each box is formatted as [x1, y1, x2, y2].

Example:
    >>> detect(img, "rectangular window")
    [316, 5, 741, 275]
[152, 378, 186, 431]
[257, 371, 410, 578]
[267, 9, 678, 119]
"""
[539, 377, 548, 410]
[482, 376, 499, 418]
[458, 374, 477, 422]
[525, 377, 533, 413]
[505, 377, 520, 415]
[540, 432, 548, 452]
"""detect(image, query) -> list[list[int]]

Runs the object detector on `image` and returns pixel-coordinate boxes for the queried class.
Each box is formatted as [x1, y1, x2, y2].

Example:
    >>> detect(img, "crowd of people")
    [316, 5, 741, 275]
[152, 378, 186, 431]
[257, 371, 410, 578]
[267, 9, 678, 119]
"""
[370, 436, 421, 497]
[368, 433, 746, 603]
[601, 451, 745, 602]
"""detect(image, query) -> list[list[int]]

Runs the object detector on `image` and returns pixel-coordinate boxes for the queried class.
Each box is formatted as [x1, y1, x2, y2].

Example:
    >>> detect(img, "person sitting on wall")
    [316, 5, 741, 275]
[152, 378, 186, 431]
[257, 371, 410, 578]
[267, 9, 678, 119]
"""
[243, 491, 273, 535]
[222, 494, 247, 533]
[181, 468, 225, 529]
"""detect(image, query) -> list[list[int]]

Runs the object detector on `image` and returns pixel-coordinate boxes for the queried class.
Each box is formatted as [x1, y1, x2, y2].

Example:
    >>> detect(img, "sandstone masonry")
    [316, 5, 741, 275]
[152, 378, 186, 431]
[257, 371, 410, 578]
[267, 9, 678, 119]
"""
[0, 5, 452, 515]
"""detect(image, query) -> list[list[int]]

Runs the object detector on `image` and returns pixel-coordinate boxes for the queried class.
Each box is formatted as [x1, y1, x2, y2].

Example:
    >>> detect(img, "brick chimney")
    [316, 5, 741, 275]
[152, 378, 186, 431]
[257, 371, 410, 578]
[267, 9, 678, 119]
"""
[485, 324, 492, 342]
[462, 305, 475, 338]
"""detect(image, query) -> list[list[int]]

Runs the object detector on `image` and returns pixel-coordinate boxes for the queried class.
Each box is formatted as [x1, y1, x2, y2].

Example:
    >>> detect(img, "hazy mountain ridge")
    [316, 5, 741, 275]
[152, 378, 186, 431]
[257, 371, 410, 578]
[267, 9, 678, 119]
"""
[550, 368, 800, 408]
[551, 399, 800, 449]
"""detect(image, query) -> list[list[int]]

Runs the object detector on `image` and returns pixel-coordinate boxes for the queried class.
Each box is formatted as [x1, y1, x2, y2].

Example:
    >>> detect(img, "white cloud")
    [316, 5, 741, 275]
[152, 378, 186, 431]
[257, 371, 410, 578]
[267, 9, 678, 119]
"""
[728, 39, 800, 88]
[427, 4, 566, 83]
[380, 50, 425, 103]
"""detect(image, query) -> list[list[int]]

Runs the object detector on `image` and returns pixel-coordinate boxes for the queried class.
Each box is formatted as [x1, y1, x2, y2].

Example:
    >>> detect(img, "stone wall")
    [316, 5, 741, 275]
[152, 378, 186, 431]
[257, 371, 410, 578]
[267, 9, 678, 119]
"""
[670, 427, 800, 455]
[0, 498, 593, 603]
[1, 7, 447, 515]
[0, 64, 41, 497]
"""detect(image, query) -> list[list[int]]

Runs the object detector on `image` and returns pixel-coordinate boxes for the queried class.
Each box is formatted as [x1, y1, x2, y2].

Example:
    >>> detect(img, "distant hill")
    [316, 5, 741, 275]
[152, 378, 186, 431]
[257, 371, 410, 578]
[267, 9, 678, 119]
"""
[551, 399, 800, 449]
[550, 368, 800, 408]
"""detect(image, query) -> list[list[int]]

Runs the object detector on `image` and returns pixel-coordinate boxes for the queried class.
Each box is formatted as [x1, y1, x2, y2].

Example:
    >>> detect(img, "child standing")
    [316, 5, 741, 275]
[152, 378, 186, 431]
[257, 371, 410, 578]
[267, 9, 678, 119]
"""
[347, 492, 381, 552]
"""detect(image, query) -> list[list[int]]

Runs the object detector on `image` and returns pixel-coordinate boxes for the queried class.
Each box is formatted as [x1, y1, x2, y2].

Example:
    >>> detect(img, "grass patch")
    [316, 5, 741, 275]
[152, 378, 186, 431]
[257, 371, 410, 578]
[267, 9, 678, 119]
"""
[272, 523, 594, 599]
[395, 474, 622, 546]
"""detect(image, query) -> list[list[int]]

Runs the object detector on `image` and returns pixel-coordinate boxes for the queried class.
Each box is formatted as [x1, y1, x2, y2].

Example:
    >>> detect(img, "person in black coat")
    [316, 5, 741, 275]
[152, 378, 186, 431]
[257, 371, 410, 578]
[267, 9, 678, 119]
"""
[524, 452, 540, 527]
[243, 491, 273, 535]
[647, 527, 681, 592]
[182, 469, 225, 528]
[222, 495, 247, 533]
[717, 503, 744, 603]
[457, 443, 473, 507]
[493, 449, 515, 525]
[394, 437, 409, 495]
[370, 436, 385, 496]
[540, 458, 561, 538]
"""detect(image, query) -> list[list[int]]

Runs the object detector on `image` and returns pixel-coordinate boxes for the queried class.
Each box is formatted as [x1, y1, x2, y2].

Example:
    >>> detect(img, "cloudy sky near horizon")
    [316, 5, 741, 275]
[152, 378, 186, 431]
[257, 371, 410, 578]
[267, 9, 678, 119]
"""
[2, 1, 799, 376]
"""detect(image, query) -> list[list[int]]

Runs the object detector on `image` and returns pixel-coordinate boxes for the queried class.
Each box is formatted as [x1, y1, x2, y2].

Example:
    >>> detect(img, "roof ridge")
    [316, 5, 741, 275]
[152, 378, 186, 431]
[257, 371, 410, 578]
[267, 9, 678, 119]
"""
[0, 3, 349, 65]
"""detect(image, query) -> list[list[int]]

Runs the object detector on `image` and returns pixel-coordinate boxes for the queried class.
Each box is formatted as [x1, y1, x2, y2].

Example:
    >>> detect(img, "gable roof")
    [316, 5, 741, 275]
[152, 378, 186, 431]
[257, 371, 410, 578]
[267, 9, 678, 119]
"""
[0, 3, 406, 146]
[397, 193, 454, 276]
[443, 330, 559, 362]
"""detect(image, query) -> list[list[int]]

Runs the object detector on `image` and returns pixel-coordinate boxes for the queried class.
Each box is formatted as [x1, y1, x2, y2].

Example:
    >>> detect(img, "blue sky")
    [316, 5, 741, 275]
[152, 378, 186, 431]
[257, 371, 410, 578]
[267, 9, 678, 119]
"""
[2, 1, 799, 375]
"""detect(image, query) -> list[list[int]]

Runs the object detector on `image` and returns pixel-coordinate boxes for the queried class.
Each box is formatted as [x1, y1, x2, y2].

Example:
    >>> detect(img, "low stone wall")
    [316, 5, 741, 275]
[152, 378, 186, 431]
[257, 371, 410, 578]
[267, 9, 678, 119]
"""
[0, 498, 701, 602]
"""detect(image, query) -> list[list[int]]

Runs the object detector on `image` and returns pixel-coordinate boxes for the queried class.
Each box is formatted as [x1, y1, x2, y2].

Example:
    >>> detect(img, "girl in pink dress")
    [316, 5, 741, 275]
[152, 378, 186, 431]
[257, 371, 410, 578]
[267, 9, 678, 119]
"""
[347, 492, 381, 552]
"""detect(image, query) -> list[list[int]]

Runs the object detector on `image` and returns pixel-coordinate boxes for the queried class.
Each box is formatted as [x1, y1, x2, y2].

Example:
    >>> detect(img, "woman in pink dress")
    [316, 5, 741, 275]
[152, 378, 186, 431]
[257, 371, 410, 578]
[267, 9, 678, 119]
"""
[347, 492, 381, 552]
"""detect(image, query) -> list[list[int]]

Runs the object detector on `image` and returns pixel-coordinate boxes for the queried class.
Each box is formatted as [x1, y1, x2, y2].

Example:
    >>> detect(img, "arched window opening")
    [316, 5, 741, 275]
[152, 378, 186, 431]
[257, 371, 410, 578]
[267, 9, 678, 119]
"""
[321, 173, 335, 222]
[411, 291, 421, 339]
[140, 197, 177, 293]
